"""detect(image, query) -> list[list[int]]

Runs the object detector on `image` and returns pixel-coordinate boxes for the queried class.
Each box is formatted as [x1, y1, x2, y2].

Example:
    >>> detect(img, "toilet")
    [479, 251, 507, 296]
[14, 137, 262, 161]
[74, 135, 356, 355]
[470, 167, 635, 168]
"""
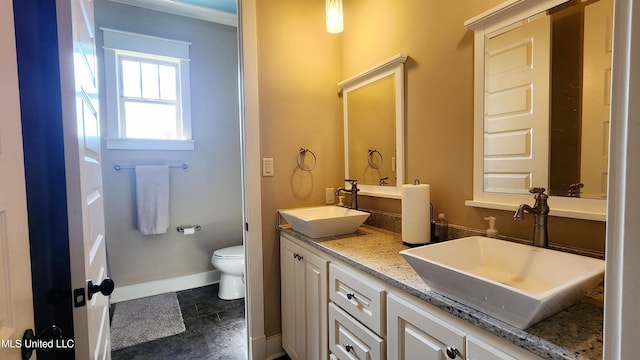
[211, 245, 245, 300]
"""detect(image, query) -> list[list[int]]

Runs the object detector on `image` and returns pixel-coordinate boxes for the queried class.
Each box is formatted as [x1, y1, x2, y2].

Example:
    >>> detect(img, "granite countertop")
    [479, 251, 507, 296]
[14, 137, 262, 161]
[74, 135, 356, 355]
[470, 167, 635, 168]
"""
[279, 225, 603, 360]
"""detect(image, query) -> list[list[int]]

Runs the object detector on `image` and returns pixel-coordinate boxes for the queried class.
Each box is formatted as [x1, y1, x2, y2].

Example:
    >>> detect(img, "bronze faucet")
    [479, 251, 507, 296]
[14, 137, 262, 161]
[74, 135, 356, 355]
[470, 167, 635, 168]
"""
[336, 179, 359, 210]
[567, 182, 584, 197]
[514, 187, 550, 248]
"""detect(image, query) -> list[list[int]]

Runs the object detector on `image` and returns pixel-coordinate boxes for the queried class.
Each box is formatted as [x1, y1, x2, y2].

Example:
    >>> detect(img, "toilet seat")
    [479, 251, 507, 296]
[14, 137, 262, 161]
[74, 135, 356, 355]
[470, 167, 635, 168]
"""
[213, 245, 243, 259]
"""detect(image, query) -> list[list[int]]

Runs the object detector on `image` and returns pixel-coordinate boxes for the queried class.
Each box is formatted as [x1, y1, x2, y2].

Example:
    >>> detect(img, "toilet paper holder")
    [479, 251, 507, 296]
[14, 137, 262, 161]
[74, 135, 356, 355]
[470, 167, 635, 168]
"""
[177, 225, 202, 233]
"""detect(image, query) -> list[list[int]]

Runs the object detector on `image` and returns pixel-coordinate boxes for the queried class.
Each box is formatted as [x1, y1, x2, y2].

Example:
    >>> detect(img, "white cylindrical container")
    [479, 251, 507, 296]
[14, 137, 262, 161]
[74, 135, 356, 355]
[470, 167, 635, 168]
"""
[401, 183, 430, 245]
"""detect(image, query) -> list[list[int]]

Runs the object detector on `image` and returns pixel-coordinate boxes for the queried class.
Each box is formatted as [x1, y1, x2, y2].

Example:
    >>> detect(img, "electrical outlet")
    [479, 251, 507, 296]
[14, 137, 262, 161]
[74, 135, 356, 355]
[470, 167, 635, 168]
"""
[325, 188, 335, 204]
[262, 158, 274, 177]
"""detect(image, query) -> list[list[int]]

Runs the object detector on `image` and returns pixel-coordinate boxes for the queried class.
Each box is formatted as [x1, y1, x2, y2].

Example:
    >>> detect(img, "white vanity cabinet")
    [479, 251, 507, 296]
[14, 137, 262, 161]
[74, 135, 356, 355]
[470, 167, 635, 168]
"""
[280, 234, 329, 360]
[280, 232, 543, 360]
[328, 263, 387, 359]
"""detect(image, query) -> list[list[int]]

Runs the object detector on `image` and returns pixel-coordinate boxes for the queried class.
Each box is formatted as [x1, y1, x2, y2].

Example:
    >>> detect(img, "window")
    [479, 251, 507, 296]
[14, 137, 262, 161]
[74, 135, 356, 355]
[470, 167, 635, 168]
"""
[102, 28, 194, 150]
[119, 56, 180, 139]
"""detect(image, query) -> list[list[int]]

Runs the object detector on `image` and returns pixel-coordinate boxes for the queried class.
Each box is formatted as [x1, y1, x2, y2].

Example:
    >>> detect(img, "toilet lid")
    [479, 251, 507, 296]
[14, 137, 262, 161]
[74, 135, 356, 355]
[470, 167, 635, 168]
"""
[213, 245, 244, 259]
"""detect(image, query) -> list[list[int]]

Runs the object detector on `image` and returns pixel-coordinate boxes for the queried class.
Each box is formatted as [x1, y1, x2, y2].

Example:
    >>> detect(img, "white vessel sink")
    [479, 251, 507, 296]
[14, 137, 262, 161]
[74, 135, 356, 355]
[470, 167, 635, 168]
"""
[400, 236, 605, 329]
[279, 206, 370, 238]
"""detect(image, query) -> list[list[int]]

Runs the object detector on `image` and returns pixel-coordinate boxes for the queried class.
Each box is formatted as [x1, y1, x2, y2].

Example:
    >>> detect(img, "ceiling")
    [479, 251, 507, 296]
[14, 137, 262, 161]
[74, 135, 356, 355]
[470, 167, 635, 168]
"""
[110, 0, 237, 25]
[174, 0, 236, 14]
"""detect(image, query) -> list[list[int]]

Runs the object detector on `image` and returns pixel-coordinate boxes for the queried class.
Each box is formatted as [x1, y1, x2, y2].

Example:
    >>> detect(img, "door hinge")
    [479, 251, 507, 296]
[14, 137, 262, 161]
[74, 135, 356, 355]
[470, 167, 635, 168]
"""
[245, 222, 249, 231]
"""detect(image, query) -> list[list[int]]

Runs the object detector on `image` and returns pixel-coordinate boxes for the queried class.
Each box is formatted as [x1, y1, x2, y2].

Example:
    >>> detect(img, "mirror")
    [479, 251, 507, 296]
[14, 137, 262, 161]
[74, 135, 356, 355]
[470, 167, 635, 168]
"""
[347, 75, 396, 187]
[548, 0, 612, 199]
[339, 54, 407, 199]
[466, 0, 611, 220]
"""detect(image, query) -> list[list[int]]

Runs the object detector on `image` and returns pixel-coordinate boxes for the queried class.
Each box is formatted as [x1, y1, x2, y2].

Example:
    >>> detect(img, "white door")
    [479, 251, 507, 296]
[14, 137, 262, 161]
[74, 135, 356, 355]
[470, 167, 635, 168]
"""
[580, 0, 613, 198]
[484, 15, 551, 193]
[0, 2, 36, 358]
[57, 0, 112, 358]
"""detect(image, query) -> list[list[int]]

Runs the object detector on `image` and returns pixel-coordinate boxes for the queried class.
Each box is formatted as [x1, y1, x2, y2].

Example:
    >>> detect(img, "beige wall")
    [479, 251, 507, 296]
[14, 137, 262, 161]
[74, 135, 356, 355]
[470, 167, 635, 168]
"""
[256, 0, 607, 337]
[256, 0, 342, 337]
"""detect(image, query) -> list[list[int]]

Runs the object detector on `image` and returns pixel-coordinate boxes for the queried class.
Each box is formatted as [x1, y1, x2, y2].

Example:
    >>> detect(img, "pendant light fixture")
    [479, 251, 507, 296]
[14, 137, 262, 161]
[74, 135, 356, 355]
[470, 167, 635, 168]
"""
[326, 0, 343, 34]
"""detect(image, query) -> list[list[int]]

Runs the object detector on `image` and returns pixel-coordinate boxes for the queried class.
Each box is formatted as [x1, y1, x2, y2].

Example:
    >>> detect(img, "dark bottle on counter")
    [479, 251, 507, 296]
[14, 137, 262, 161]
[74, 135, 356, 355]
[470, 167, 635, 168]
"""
[434, 213, 449, 242]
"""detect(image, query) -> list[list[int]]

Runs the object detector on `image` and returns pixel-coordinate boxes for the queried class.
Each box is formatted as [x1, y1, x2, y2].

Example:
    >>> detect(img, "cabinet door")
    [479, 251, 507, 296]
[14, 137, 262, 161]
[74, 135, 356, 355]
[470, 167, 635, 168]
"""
[466, 336, 518, 360]
[388, 294, 466, 360]
[302, 247, 328, 360]
[281, 237, 304, 359]
[280, 235, 328, 360]
[394, 321, 444, 360]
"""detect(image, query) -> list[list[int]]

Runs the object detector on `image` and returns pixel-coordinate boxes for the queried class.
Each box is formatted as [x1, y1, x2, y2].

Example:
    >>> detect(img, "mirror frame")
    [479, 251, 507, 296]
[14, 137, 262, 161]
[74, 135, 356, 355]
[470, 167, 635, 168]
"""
[465, 0, 606, 221]
[338, 54, 408, 199]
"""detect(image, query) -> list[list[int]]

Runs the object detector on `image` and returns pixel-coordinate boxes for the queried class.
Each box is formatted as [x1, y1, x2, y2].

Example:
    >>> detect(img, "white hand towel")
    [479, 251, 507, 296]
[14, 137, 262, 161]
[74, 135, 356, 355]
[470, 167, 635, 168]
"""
[135, 165, 170, 235]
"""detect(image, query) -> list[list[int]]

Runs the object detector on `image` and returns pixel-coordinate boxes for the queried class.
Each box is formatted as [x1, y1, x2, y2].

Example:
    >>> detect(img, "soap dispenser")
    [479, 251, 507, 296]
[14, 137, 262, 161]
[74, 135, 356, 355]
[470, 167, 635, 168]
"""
[484, 216, 499, 238]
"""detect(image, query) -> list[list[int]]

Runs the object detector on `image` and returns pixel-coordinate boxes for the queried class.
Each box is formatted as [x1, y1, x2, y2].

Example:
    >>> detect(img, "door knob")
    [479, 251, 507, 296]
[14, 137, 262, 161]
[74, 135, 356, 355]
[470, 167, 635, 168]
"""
[21, 325, 63, 360]
[88, 278, 115, 300]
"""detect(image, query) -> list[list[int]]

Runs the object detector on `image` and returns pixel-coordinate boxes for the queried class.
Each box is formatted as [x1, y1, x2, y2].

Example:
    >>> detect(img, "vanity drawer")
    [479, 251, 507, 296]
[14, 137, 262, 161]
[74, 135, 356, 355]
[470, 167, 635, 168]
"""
[329, 263, 386, 335]
[329, 302, 385, 360]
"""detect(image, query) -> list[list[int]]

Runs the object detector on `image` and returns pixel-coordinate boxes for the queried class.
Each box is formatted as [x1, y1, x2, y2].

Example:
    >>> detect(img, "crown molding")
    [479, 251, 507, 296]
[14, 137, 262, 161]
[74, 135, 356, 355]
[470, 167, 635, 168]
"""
[108, 0, 237, 27]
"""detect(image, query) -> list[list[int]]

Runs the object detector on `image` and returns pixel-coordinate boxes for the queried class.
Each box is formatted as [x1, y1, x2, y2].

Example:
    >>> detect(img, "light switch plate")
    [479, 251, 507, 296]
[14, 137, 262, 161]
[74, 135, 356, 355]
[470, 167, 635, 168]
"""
[262, 158, 274, 177]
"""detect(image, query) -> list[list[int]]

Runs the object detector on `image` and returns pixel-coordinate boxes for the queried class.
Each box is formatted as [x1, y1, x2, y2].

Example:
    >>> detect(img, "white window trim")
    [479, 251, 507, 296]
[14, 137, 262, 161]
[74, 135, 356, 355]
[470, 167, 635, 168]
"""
[102, 28, 194, 151]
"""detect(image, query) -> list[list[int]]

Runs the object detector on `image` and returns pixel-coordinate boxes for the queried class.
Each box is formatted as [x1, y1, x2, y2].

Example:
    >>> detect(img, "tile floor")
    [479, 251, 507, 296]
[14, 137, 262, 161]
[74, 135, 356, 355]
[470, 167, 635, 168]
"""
[111, 285, 247, 359]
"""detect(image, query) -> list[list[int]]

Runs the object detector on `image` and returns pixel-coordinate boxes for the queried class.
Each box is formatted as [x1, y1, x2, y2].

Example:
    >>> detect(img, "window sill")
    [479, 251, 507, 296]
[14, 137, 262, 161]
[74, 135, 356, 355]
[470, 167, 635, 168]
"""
[106, 138, 195, 151]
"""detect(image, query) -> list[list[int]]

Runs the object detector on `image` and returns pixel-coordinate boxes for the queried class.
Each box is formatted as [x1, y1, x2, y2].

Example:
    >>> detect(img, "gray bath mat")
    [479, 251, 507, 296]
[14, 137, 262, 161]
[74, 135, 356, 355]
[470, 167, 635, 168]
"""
[110, 292, 186, 351]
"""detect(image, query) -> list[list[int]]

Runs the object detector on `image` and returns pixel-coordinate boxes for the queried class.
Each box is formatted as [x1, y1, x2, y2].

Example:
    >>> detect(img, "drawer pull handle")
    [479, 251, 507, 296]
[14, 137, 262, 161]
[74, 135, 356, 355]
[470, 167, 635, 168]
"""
[345, 344, 354, 353]
[446, 347, 461, 359]
[293, 253, 303, 261]
[346, 292, 356, 301]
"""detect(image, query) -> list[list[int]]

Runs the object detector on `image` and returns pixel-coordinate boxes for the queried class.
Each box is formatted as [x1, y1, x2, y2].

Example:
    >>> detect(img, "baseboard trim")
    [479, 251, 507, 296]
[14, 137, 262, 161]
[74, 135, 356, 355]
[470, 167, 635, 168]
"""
[110, 270, 221, 303]
[265, 334, 285, 360]
[249, 333, 266, 360]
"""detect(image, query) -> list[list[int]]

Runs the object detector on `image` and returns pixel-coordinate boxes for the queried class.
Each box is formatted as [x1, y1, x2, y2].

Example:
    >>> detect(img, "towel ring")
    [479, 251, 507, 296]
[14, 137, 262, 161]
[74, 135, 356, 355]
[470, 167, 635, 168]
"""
[367, 148, 383, 169]
[296, 147, 317, 171]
